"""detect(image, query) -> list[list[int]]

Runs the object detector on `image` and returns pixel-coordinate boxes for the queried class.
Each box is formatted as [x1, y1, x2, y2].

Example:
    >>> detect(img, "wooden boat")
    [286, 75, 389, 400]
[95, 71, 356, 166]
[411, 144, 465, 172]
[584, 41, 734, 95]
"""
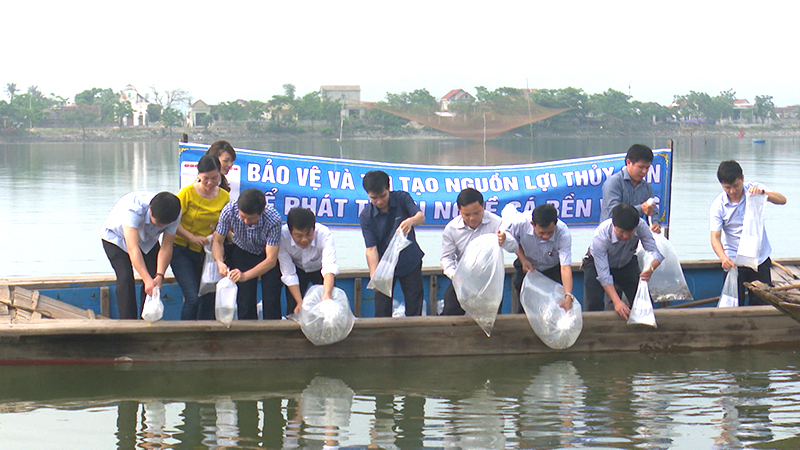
[1, 259, 799, 364]
[747, 261, 800, 323]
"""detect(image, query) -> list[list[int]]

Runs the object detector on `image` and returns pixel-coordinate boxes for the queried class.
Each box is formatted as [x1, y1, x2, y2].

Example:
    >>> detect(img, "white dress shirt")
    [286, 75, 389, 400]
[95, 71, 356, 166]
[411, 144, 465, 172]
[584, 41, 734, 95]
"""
[441, 211, 515, 279]
[278, 223, 339, 286]
[506, 219, 572, 271]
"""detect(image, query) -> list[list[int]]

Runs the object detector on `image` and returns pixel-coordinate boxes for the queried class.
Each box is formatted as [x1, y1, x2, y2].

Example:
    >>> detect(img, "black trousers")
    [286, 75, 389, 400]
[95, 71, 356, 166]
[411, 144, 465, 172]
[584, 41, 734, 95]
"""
[374, 263, 424, 317]
[102, 239, 159, 320]
[283, 267, 324, 314]
[582, 254, 640, 312]
[735, 257, 772, 306]
[230, 245, 282, 320]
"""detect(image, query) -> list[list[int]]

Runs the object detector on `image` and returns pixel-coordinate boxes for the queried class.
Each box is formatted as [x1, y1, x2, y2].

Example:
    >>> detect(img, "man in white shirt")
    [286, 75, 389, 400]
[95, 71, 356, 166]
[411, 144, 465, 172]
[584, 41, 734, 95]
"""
[710, 160, 786, 305]
[278, 207, 340, 314]
[440, 188, 515, 315]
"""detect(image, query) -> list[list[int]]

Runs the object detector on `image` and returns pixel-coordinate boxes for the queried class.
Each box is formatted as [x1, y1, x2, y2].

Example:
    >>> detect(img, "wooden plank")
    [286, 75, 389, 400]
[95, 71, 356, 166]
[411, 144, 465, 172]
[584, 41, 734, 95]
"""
[0, 285, 9, 315]
[100, 287, 110, 317]
[353, 278, 362, 318]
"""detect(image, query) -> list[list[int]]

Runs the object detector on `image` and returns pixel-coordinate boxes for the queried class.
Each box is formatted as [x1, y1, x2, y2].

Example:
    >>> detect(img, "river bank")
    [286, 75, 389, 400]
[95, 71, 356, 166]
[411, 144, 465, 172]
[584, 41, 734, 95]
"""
[2, 122, 798, 143]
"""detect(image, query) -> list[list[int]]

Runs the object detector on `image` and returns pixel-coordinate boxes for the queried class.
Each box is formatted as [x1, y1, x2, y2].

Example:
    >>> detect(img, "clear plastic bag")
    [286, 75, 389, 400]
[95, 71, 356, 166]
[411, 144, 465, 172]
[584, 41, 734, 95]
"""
[215, 277, 238, 327]
[734, 192, 767, 270]
[627, 279, 657, 328]
[367, 228, 411, 297]
[141, 285, 163, 322]
[520, 271, 583, 349]
[453, 233, 505, 337]
[299, 285, 356, 346]
[636, 234, 692, 302]
[718, 268, 739, 308]
[499, 203, 531, 231]
[198, 236, 223, 296]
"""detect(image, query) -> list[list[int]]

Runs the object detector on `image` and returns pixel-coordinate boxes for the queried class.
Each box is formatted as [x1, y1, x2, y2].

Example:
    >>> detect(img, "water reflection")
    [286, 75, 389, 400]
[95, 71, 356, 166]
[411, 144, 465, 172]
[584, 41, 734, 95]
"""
[3, 350, 797, 449]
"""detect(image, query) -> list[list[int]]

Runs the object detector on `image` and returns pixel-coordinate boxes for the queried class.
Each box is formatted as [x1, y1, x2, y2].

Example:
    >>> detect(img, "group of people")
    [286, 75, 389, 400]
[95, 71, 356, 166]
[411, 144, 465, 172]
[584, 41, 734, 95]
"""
[100, 141, 786, 321]
[100, 141, 340, 320]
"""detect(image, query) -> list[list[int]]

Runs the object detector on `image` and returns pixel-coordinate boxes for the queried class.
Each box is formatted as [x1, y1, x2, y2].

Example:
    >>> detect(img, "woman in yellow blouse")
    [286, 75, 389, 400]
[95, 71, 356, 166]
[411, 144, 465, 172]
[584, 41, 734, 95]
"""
[171, 154, 230, 320]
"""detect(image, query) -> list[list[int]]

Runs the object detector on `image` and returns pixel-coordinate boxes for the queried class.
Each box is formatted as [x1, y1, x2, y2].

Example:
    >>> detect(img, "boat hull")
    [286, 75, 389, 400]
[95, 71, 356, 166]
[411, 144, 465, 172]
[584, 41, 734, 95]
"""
[0, 306, 798, 364]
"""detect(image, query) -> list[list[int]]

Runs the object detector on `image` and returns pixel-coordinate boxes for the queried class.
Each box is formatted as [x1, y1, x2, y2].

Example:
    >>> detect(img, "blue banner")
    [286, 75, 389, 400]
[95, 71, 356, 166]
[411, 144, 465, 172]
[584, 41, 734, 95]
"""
[179, 143, 672, 229]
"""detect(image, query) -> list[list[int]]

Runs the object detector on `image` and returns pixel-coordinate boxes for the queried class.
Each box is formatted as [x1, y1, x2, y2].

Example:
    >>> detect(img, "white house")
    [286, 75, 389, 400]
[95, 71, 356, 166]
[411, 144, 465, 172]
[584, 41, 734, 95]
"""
[120, 84, 149, 126]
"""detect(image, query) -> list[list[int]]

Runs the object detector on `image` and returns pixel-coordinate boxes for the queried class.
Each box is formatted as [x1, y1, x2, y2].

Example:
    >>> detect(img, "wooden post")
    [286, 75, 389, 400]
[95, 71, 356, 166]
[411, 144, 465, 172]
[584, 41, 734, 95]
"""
[428, 275, 438, 316]
[100, 286, 110, 318]
[353, 278, 362, 318]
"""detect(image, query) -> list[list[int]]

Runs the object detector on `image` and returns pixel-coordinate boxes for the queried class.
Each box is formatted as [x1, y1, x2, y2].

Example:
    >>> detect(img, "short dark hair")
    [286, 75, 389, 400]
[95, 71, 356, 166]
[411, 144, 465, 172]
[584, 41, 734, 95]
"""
[457, 188, 484, 208]
[532, 203, 558, 227]
[611, 204, 640, 231]
[150, 192, 181, 224]
[626, 144, 654, 165]
[287, 207, 315, 232]
[206, 140, 236, 161]
[197, 154, 221, 174]
[362, 170, 390, 194]
[238, 188, 266, 216]
[717, 160, 743, 184]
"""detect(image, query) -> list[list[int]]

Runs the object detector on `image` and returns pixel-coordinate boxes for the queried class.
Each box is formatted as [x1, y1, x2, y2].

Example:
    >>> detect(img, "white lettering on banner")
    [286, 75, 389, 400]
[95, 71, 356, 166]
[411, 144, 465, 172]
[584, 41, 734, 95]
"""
[647, 164, 661, 184]
[434, 201, 459, 220]
[283, 196, 350, 218]
[485, 196, 499, 213]
[355, 198, 369, 216]
[445, 178, 460, 193]
[548, 195, 592, 219]
[522, 173, 558, 192]
[296, 166, 322, 189]
[327, 169, 357, 190]
[562, 165, 614, 187]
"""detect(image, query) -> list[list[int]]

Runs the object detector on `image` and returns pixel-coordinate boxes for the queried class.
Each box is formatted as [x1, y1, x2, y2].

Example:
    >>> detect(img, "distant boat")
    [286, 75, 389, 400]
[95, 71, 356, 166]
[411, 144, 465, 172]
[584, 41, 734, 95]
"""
[753, 139, 766, 144]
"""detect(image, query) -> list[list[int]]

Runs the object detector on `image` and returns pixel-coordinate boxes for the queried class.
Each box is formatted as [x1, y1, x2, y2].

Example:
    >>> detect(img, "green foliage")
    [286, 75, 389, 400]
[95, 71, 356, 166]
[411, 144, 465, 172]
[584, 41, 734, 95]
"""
[147, 104, 162, 123]
[161, 107, 184, 131]
[754, 95, 776, 123]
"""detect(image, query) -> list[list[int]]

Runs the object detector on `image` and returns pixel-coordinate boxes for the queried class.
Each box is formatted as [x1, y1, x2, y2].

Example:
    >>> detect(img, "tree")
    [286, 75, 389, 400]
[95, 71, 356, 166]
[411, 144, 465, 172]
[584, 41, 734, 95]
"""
[161, 107, 184, 134]
[61, 106, 100, 138]
[114, 100, 134, 126]
[588, 89, 634, 124]
[149, 86, 192, 110]
[753, 95, 775, 123]
[5, 83, 17, 101]
[147, 104, 162, 123]
[531, 87, 588, 127]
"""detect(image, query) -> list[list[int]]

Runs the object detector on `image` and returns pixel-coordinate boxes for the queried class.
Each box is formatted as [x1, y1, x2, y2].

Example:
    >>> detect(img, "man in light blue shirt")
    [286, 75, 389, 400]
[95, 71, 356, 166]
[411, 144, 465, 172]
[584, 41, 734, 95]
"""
[710, 160, 786, 305]
[100, 191, 181, 319]
[582, 204, 663, 319]
[502, 203, 574, 311]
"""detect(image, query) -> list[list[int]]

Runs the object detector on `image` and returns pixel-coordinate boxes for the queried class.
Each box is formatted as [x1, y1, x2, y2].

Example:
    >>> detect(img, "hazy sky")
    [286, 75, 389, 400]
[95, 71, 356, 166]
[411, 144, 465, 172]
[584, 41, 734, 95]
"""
[3, 1, 797, 107]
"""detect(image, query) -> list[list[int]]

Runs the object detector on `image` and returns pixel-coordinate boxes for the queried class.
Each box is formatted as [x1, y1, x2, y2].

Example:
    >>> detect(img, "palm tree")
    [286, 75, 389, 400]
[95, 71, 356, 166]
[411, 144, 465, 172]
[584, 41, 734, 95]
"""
[5, 83, 17, 101]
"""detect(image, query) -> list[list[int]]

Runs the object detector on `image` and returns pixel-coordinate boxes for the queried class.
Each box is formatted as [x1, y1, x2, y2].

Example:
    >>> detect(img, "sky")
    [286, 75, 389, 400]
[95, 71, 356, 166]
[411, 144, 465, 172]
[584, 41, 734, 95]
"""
[3, 1, 798, 108]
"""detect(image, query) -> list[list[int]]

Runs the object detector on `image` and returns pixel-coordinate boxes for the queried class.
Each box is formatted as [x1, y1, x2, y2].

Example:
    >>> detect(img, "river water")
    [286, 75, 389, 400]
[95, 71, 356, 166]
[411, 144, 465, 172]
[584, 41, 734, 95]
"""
[1, 135, 800, 448]
[1, 135, 799, 277]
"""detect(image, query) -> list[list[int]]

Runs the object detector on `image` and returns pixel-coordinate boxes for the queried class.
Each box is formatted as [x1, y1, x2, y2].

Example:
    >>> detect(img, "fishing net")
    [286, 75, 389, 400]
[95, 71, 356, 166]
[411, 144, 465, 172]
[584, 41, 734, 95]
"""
[370, 96, 570, 142]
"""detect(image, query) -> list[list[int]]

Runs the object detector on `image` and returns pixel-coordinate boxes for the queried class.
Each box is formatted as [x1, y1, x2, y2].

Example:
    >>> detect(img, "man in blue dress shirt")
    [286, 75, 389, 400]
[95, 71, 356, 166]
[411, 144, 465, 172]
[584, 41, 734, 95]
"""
[359, 170, 426, 317]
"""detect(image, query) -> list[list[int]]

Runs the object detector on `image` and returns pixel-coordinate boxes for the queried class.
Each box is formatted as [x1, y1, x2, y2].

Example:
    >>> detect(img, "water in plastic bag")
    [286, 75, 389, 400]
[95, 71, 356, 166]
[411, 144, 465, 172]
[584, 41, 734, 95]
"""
[299, 285, 356, 346]
[627, 279, 657, 328]
[215, 277, 238, 327]
[366, 228, 411, 297]
[637, 233, 692, 302]
[520, 271, 583, 349]
[734, 192, 767, 270]
[718, 268, 739, 308]
[198, 236, 223, 296]
[141, 285, 164, 323]
[453, 233, 505, 337]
